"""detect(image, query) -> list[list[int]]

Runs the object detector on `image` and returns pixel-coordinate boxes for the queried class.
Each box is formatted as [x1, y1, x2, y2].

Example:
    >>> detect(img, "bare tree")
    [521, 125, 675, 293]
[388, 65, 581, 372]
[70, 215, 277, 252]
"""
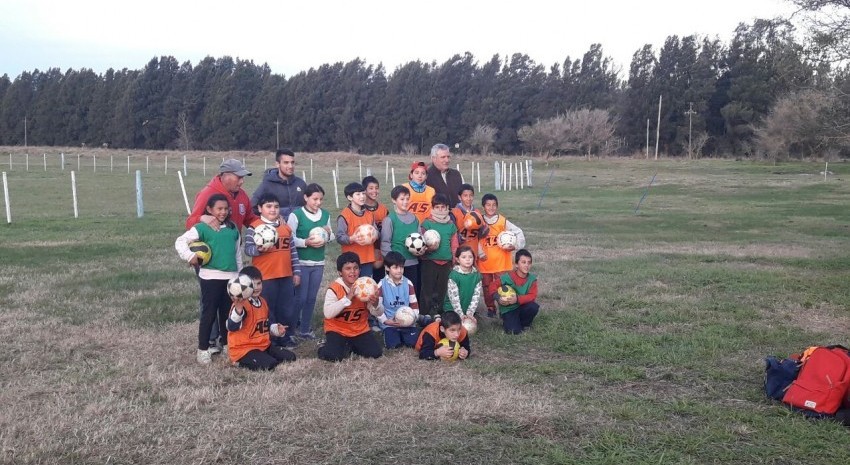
[563, 109, 617, 159]
[176, 111, 191, 151]
[401, 143, 418, 156]
[692, 132, 710, 159]
[790, 0, 850, 61]
[468, 124, 498, 155]
[754, 89, 839, 161]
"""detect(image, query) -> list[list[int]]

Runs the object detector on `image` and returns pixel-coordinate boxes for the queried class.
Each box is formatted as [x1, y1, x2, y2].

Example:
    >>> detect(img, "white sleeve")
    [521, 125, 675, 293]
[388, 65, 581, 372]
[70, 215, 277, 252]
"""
[175, 227, 201, 262]
[505, 220, 526, 249]
[323, 288, 351, 318]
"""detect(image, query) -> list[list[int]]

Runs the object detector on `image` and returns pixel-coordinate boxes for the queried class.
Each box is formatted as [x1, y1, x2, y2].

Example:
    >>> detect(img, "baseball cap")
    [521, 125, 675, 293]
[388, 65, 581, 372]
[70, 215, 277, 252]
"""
[219, 159, 251, 177]
[409, 161, 426, 176]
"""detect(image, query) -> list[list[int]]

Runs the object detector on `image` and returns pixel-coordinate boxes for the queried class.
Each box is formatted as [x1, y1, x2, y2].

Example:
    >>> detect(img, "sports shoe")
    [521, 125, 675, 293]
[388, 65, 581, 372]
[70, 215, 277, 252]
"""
[196, 349, 212, 365]
[221, 345, 229, 356]
[282, 338, 299, 348]
[417, 315, 433, 326]
[298, 331, 317, 340]
[207, 340, 222, 355]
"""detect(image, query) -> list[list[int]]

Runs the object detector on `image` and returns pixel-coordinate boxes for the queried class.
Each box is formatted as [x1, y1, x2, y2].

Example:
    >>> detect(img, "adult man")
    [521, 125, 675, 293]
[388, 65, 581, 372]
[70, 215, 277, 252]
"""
[186, 158, 257, 352]
[187, 158, 257, 230]
[252, 148, 307, 221]
[425, 143, 464, 205]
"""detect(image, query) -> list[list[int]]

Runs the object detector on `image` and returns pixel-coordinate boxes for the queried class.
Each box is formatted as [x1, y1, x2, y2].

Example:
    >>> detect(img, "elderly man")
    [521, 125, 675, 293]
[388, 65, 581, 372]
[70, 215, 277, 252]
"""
[252, 148, 307, 221]
[425, 143, 464, 205]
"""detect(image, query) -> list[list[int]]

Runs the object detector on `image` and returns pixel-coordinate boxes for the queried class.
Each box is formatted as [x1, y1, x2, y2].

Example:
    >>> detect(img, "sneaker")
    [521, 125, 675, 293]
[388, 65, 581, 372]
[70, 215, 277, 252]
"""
[283, 338, 299, 348]
[207, 340, 221, 355]
[371, 324, 382, 333]
[221, 345, 229, 356]
[298, 331, 317, 340]
[417, 315, 433, 326]
[196, 349, 212, 365]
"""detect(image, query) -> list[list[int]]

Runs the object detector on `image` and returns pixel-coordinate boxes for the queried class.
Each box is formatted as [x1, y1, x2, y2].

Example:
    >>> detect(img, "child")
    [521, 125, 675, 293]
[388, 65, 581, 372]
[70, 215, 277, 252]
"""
[373, 251, 420, 349]
[419, 193, 458, 316]
[362, 175, 389, 283]
[318, 252, 384, 362]
[336, 182, 378, 277]
[444, 245, 482, 324]
[403, 161, 435, 224]
[287, 183, 335, 340]
[245, 193, 301, 348]
[175, 193, 242, 365]
[451, 183, 489, 261]
[478, 193, 526, 318]
[497, 249, 540, 334]
[226, 266, 296, 370]
[415, 312, 471, 360]
[380, 185, 421, 297]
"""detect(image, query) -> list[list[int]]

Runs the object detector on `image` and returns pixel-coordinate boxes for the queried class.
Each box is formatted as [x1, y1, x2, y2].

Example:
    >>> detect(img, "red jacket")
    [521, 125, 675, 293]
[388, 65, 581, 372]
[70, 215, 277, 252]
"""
[186, 176, 257, 230]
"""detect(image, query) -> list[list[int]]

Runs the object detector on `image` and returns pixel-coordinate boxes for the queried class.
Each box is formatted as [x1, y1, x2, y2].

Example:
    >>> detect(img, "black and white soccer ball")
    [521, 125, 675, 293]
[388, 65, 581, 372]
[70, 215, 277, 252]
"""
[227, 274, 254, 300]
[405, 232, 427, 256]
[253, 223, 279, 248]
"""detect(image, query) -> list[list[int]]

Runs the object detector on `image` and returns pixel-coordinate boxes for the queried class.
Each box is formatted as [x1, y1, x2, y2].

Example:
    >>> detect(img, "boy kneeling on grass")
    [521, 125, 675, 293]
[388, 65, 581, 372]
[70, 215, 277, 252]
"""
[227, 266, 297, 370]
[496, 249, 540, 335]
[415, 312, 471, 361]
[318, 252, 384, 362]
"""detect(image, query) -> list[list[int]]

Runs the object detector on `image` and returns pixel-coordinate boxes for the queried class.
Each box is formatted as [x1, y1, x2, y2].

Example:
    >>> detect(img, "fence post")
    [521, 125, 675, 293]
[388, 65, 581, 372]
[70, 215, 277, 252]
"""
[2, 172, 10, 223]
[136, 170, 144, 218]
[71, 171, 79, 218]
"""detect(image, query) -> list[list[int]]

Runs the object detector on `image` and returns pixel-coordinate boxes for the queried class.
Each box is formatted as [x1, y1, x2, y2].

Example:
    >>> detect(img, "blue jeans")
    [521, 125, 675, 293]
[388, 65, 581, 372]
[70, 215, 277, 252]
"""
[297, 264, 325, 334]
[383, 326, 420, 349]
[262, 277, 296, 342]
[502, 302, 540, 334]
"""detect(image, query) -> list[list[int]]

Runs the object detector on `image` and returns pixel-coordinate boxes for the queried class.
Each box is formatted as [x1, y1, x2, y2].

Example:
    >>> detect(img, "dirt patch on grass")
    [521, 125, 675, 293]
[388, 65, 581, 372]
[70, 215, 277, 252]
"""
[765, 302, 850, 335]
[545, 242, 813, 262]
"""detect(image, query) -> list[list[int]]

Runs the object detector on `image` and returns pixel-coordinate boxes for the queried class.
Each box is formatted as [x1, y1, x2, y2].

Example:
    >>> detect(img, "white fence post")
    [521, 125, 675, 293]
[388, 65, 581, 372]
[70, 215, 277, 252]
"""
[177, 171, 190, 215]
[136, 170, 144, 218]
[61, 153, 65, 171]
[494, 162, 501, 191]
[2, 172, 10, 223]
[71, 171, 79, 218]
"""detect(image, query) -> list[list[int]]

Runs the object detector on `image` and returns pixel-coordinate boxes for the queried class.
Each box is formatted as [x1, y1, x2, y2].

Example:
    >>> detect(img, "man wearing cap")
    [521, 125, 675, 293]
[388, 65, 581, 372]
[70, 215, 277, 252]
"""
[426, 143, 464, 205]
[186, 158, 258, 353]
[251, 148, 307, 221]
[186, 158, 257, 230]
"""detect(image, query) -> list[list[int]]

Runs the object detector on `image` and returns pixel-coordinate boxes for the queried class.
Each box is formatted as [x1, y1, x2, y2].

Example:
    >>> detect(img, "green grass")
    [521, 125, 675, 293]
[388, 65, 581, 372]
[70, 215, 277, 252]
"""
[1, 150, 850, 464]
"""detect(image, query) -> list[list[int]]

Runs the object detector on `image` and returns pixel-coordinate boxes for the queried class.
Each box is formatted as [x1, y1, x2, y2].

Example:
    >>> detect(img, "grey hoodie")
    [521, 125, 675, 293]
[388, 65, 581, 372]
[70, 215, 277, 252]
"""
[251, 168, 308, 220]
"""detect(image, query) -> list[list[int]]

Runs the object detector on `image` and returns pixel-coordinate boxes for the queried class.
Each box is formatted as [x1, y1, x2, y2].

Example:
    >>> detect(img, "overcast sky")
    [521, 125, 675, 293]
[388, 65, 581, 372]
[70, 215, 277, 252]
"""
[0, 0, 796, 79]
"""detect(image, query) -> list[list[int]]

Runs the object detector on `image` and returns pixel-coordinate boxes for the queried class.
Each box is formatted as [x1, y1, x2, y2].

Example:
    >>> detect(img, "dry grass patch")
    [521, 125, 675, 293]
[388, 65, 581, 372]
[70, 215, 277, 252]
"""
[764, 302, 850, 335]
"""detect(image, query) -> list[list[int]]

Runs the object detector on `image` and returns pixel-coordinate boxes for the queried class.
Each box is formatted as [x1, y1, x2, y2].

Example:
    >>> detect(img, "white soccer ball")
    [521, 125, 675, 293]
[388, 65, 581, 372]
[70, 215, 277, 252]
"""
[462, 317, 478, 335]
[227, 274, 255, 300]
[308, 226, 329, 245]
[253, 223, 279, 248]
[404, 232, 427, 256]
[497, 231, 518, 250]
[394, 306, 417, 327]
[422, 229, 441, 248]
[353, 276, 378, 302]
[356, 223, 378, 244]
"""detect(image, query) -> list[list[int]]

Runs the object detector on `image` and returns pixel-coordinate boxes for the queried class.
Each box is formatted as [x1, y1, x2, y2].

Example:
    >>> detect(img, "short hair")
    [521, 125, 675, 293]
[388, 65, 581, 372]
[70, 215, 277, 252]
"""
[515, 249, 532, 263]
[344, 182, 365, 198]
[458, 183, 474, 196]
[256, 193, 279, 207]
[439, 311, 462, 328]
[304, 183, 325, 197]
[336, 252, 360, 271]
[432, 193, 451, 208]
[275, 148, 295, 162]
[383, 251, 405, 268]
[455, 245, 474, 259]
[361, 175, 379, 188]
[391, 185, 410, 200]
[240, 265, 263, 281]
[430, 143, 450, 158]
[481, 193, 498, 207]
[206, 193, 228, 210]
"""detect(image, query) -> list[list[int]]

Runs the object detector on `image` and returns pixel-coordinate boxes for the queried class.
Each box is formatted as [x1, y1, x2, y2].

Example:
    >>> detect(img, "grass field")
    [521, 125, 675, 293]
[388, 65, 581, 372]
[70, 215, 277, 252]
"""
[1, 148, 849, 464]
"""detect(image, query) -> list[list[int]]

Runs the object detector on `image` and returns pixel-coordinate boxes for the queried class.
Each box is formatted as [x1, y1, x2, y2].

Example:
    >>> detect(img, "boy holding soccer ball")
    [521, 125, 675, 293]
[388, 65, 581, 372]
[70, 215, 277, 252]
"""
[416, 312, 471, 361]
[380, 185, 422, 298]
[372, 251, 420, 349]
[337, 182, 378, 277]
[318, 252, 384, 362]
[497, 249, 540, 334]
[245, 193, 301, 348]
[419, 193, 458, 317]
[478, 193, 526, 318]
[227, 266, 297, 370]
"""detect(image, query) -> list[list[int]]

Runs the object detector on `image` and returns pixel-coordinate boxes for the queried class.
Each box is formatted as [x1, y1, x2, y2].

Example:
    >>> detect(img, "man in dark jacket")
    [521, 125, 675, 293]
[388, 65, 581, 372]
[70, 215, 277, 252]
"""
[426, 143, 464, 205]
[251, 148, 308, 220]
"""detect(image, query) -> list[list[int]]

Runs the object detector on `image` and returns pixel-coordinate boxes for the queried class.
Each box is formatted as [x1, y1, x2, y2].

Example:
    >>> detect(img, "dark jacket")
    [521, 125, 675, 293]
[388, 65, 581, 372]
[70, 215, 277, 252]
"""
[426, 164, 464, 205]
[251, 168, 308, 220]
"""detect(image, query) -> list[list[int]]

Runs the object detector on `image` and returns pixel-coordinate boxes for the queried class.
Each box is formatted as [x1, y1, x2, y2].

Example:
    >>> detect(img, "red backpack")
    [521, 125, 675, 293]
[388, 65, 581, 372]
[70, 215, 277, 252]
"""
[782, 346, 850, 415]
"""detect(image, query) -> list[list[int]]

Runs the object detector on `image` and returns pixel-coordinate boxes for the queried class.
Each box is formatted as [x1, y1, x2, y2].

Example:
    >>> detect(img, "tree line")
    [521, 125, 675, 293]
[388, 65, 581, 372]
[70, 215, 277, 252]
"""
[0, 17, 848, 158]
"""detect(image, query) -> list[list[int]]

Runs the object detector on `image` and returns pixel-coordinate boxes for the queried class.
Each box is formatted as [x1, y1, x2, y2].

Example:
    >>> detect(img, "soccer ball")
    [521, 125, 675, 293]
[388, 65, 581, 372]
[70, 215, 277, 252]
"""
[356, 223, 378, 244]
[436, 338, 460, 361]
[422, 229, 441, 248]
[462, 317, 478, 335]
[394, 306, 417, 327]
[352, 276, 378, 302]
[227, 274, 255, 300]
[404, 232, 427, 256]
[463, 211, 483, 230]
[497, 284, 517, 301]
[497, 231, 518, 250]
[253, 223, 278, 248]
[189, 241, 211, 266]
[308, 226, 329, 245]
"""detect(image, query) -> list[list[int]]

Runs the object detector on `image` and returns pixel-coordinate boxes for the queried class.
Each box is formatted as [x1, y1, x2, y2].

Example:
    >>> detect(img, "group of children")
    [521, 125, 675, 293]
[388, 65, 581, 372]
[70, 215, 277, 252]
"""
[176, 161, 540, 369]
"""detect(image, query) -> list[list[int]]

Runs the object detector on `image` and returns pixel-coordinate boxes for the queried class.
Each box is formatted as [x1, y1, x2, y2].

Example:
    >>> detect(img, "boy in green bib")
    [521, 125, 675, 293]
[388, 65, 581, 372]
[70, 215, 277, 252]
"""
[497, 249, 540, 334]
[420, 193, 458, 316]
